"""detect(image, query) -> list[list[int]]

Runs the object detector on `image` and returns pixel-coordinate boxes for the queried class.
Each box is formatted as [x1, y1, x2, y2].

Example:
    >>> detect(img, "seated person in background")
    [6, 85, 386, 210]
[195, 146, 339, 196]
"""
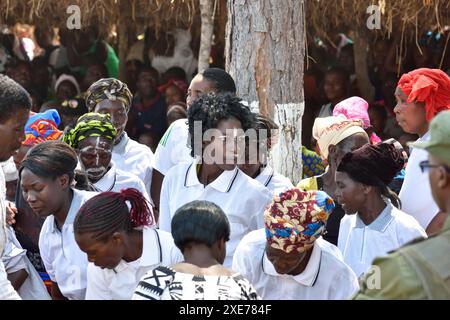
[130, 66, 167, 142]
[232, 188, 359, 300]
[133, 200, 259, 300]
[63, 113, 150, 201]
[368, 103, 388, 141]
[54, 74, 80, 103]
[166, 102, 187, 127]
[158, 78, 188, 107]
[336, 142, 426, 278]
[75, 188, 182, 300]
[318, 67, 351, 118]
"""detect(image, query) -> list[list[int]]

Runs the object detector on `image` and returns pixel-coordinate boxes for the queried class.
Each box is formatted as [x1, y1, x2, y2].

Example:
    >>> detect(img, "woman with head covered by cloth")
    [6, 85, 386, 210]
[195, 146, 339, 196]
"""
[63, 113, 150, 202]
[336, 142, 427, 278]
[85, 78, 154, 196]
[232, 188, 359, 300]
[394, 68, 450, 233]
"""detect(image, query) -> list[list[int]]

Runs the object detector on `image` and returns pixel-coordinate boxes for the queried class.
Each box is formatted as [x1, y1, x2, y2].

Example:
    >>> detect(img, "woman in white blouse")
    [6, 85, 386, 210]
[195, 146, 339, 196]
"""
[336, 141, 427, 278]
[74, 188, 182, 300]
[20, 141, 97, 299]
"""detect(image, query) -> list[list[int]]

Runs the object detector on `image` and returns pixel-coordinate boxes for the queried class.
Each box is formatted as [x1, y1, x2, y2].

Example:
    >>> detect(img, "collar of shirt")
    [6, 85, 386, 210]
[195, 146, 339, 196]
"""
[113, 132, 130, 156]
[48, 189, 86, 233]
[354, 200, 394, 232]
[113, 227, 162, 273]
[184, 160, 240, 193]
[255, 165, 274, 187]
[93, 162, 117, 192]
[262, 240, 322, 287]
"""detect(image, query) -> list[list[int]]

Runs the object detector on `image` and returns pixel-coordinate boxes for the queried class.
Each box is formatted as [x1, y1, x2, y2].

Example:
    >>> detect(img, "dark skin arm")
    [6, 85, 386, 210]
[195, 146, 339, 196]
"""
[7, 269, 28, 291]
[150, 169, 165, 223]
[51, 281, 68, 300]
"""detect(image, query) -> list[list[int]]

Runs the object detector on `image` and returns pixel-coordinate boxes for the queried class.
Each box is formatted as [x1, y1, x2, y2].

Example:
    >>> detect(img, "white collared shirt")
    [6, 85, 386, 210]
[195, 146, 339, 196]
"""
[255, 165, 293, 195]
[85, 227, 183, 300]
[112, 133, 154, 195]
[39, 189, 97, 300]
[338, 200, 427, 278]
[93, 161, 152, 204]
[0, 166, 20, 300]
[399, 131, 439, 229]
[232, 229, 359, 300]
[159, 160, 273, 267]
[153, 119, 193, 176]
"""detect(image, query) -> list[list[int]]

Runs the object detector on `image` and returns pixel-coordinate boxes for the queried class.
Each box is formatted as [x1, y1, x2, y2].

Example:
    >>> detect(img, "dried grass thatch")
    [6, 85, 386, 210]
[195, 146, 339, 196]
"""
[0, 0, 199, 32]
[307, 0, 450, 44]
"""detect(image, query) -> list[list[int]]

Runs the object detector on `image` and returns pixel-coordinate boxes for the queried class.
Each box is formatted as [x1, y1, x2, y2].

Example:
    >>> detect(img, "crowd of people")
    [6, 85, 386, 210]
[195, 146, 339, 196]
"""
[0, 24, 450, 301]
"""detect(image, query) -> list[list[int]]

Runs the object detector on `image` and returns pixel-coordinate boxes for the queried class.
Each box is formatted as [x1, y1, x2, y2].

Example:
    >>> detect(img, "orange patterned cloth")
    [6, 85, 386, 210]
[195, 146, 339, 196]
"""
[397, 68, 450, 121]
[264, 188, 335, 253]
[23, 109, 62, 146]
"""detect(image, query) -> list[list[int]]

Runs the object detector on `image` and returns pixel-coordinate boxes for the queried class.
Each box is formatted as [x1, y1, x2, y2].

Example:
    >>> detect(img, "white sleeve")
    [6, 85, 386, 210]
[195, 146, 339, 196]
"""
[85, 263, 112, 300]
[0, 260, 21, 300]
[231, 238, 255, 286]
[153, 121, 187, 176]
[38, 226, 55, 282]
[158, 174, 172, 232]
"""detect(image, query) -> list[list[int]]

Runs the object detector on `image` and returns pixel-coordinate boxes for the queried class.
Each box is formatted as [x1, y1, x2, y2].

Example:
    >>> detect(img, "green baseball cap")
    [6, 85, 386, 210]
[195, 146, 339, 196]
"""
[410, 110, 450, 165]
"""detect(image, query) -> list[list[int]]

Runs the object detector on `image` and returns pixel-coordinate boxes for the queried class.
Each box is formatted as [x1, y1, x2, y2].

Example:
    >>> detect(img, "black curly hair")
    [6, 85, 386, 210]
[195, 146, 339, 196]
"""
[187, 93, 256, 158]
[0, 74, 32, 123]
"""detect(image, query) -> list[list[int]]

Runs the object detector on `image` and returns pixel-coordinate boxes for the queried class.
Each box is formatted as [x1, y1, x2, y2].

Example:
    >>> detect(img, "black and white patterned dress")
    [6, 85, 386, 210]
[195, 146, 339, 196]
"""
[132, 265, 260, 300]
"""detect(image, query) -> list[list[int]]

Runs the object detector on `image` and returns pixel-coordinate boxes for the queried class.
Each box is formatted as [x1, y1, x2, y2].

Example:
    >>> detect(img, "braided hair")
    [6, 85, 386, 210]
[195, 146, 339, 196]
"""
[74, 188, 154, 241]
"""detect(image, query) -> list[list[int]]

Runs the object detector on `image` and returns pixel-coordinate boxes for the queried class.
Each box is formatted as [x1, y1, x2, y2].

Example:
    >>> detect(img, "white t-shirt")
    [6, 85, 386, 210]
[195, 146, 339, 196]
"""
[399, 131, 440, 229]
[93, 161, 152, 205]
[112, 133, 154, 195]
[85, 227, 183, 300]
[0, 167, 20, 300]
[153, 119, 193, 176]
[159, 160, 273, 267]
[338, 200, 427, 278]
[39, 189, 97, 300]
[255, 165, 293, 195]
[232, 229, 359, 300]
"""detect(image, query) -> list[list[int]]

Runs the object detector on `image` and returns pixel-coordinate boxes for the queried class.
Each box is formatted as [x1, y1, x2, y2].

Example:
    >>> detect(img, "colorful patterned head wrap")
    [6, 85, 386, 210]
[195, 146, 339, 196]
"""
[264, 188, 335, 253]
[23, 109, 63, 146]
[62, 112, 117, 149]
[397, 68, 450, 121]
[85, 78, 133, 112]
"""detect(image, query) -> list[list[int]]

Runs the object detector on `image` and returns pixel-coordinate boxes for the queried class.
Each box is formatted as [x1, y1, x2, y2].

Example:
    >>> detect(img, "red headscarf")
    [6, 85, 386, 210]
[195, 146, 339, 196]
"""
[397, 68, 450, 121]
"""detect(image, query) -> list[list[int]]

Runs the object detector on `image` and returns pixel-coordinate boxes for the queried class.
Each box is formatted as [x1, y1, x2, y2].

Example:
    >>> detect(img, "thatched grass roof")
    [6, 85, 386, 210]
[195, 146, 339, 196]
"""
[0, 0, 199, 31]
[307, 0, 450, 41]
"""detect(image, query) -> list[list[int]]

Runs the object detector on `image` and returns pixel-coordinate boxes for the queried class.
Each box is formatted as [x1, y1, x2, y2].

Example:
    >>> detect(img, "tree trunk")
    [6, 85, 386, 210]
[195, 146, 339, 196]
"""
[353, 29, 375, 103]
[225, 0, 305, 182]
[198, 0, 215, 73]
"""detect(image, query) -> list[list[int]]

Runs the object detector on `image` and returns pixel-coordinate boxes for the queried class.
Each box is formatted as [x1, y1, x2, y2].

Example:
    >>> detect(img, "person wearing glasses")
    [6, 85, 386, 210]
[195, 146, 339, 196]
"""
[354, 111, 450, 299]
[335, 142, 426, 278]
[158, 93, 273, 267]
[394, 68, 450, 233]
